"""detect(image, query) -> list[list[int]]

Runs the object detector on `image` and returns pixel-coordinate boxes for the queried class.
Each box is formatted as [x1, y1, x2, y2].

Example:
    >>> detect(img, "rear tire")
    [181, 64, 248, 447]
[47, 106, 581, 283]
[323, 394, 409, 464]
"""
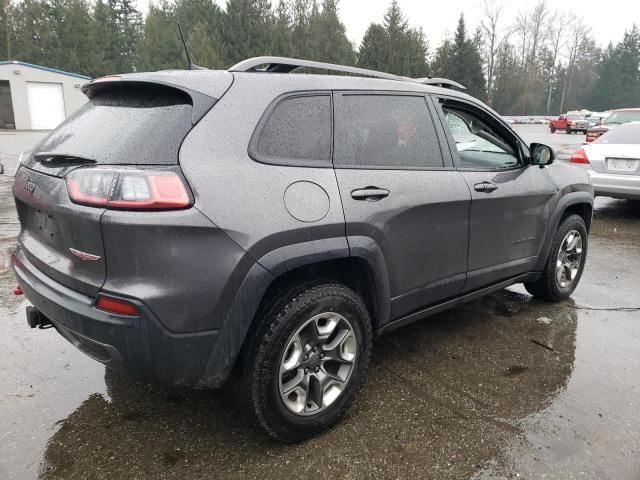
[246, 281, 372, 443]
[525, 214, 588, 301]
[566, 127, 572, 134]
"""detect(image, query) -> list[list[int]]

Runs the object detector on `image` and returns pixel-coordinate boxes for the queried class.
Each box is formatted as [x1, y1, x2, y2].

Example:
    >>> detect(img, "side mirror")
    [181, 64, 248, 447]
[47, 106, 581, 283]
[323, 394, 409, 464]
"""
[530, 143, 555, 167]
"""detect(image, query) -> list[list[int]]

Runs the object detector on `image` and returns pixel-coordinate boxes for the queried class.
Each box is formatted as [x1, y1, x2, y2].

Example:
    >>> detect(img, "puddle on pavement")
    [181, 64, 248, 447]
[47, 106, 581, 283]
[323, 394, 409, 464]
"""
[1, 163, 639, 478]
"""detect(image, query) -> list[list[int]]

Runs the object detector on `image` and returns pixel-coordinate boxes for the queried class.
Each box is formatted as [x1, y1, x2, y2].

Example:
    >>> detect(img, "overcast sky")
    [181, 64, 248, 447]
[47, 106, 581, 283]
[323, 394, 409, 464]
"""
[135, 0, 636, 49]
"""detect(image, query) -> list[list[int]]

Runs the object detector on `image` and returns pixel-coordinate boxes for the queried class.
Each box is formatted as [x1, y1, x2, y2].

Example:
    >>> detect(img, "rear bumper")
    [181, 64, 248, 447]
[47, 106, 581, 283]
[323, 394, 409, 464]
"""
[12, 247, 222, 388]
[589, 171, 640, 199]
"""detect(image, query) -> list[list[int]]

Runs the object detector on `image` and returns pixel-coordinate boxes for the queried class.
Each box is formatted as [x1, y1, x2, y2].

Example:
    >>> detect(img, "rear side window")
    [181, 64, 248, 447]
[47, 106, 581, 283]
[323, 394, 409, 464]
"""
[253, 95, 332, 165]
[334, 94, 443, 169]
[31, 85, 194, 166]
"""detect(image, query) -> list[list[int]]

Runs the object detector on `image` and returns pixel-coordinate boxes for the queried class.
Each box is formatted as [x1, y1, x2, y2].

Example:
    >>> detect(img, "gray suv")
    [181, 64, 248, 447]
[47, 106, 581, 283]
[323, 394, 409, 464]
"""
[11, 57, 593, 442]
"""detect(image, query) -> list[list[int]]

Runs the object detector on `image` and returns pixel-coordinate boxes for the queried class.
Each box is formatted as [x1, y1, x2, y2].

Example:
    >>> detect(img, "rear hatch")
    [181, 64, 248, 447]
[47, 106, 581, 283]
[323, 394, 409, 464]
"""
[13, 80, 218, 296]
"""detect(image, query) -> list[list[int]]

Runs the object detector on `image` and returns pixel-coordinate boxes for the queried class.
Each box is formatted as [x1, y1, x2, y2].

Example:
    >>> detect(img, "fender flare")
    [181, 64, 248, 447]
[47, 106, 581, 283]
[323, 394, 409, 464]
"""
[196, 236, 392, 388]
[535, 191, 594, 271]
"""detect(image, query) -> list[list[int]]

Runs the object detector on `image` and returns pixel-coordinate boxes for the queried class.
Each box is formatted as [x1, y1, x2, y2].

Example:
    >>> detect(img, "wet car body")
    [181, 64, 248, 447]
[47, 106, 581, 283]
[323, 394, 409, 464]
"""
[11, 58, 594, 440]
[570, 123, 640, 199]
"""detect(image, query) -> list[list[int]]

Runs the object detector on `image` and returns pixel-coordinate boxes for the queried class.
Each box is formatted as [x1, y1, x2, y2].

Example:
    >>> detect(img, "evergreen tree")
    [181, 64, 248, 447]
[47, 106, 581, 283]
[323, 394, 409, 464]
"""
[136, 1, 181, 72]
[308, 0, 354, 65]
[357, 1, 428, 77]
[587, 25, 640, 110]
[108, 0, 142, 72]
[88, 0, 119, 76]
[222, 0, 273, 65]
[1, 0, 11, 58]
[357, 23, 388, 71]
[291, 0, 317, 59]
[11, 0, 49, 66]
[491, 42, 523, 115]
[270, 0, 292, 57]
[432, 14, 486, 100]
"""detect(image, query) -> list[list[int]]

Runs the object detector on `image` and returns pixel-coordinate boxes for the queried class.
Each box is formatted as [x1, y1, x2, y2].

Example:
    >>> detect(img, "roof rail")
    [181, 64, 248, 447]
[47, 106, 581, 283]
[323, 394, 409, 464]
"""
[228, 56, 466, 91]
[228, 56, 412, 82]
[415, 77, 466, 90]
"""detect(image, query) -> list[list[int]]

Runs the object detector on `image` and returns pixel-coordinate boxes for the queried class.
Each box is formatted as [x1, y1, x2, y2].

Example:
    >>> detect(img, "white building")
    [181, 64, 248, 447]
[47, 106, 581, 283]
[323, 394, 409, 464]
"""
[0, 61, 90, 130]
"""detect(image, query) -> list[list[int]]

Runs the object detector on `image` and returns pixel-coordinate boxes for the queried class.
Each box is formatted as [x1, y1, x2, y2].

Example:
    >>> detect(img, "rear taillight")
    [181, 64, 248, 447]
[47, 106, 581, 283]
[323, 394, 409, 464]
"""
[569, 148, 590, 164]
[95, 294, 139, 316]
[66, 168, 191, 210]
[586, 132, 598, 143]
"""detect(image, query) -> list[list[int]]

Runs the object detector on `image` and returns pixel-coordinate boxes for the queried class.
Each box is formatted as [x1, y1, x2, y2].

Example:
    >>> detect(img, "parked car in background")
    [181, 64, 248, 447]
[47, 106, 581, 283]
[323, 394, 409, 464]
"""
[586, 112, 608, 128]
[570, 123, 640, 199]
[586, 108, 640, 142]
[11, 56, 593, 442]
[549, 113, 590, 134]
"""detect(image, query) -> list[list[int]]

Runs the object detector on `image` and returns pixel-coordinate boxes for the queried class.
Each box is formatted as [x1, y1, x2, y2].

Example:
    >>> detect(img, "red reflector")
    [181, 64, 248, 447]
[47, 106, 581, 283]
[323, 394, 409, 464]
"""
[12, 285, 23, 296]
[96, 295, 139, 316]
[569, 148, 590, 164]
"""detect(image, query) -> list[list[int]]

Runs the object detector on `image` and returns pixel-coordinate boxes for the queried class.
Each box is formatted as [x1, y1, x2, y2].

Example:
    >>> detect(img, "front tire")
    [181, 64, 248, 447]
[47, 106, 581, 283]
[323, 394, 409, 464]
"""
[247, 282, 372, 443]
[525, 214, 588, 301]
[550, 125, 556, 133]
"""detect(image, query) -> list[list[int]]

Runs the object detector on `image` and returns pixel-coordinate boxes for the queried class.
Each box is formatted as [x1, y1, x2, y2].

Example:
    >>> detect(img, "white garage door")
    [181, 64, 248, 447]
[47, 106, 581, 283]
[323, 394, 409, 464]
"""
[26, 82, 66, 130]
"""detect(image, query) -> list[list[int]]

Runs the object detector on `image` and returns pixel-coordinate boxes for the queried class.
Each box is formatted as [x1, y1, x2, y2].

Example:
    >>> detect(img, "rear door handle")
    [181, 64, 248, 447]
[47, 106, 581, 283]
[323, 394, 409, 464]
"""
[474, 182, 498, 193]
[351, 187, 390, 201]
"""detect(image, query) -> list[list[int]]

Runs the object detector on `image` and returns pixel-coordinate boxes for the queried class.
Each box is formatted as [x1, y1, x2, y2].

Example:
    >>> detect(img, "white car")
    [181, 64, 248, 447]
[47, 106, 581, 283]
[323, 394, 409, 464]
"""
[570, 123, 640, 199]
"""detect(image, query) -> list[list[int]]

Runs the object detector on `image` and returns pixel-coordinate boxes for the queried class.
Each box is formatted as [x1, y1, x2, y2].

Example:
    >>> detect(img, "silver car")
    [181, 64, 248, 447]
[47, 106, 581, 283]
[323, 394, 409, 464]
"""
[570, 123, 640, 199]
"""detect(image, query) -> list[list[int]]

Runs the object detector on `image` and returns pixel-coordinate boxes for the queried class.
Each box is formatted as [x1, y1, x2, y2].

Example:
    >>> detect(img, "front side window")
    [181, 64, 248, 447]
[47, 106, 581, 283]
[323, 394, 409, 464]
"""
[441, 103, 521, 169]
[254, 95, 331, 164]
[334, 94, 444, 169]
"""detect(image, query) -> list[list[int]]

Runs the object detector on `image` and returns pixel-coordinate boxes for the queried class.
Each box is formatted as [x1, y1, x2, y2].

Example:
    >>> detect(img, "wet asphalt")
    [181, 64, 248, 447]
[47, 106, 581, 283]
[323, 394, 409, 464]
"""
[1, 126, 639, 479]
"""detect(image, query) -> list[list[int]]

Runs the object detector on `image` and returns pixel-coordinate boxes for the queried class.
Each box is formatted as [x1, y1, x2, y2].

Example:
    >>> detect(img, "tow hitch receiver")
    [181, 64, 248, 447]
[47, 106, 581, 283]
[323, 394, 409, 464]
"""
[26, 306, 52, 329]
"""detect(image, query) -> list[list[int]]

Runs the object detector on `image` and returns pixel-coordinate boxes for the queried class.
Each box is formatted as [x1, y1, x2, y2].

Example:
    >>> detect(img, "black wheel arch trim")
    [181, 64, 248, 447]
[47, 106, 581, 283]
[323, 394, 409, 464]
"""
[197, 236, 391, 388]
[535, 191, 593, 271]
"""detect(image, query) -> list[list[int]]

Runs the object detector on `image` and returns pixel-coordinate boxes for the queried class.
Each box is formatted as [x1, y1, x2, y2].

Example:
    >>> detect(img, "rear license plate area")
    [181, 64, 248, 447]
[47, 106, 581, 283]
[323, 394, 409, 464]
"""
[33, 209, 60, 241]
[607, 158, 639, 173]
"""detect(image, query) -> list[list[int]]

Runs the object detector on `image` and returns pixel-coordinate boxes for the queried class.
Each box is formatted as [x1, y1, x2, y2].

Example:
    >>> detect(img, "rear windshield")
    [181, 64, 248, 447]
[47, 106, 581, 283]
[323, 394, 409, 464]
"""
[29, 85, 193, 166]
[594, 124, 640, 144]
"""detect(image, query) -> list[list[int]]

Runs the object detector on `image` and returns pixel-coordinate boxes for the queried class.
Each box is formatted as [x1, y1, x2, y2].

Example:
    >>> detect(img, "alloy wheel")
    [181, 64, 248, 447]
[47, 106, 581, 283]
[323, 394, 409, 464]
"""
[279, 312, 357, 416]
[556, 229, 583, 288]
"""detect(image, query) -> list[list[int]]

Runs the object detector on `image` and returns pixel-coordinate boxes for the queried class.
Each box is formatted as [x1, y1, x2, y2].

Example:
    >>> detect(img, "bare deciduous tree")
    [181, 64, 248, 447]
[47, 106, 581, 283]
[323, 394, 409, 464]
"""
[559, 16, 591, 112]
[480, 0, 508, 107]
[545, 10, 568, 114]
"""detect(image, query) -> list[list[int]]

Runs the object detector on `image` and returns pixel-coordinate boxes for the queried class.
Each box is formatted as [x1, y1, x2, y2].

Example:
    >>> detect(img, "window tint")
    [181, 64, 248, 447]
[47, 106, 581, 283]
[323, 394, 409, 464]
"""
[334, 94, 443, 168]
[256, 95, 331, 163]
[442, 105, 520, 169]
[30, 85, 193, 166]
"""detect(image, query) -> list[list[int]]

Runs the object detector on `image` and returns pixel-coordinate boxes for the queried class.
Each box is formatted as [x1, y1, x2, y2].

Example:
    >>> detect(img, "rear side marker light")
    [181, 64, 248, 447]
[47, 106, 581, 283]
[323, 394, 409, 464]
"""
[96, 295, 139, 316]
[66, 168, 191, 210]
[12, 285, 23, 296]
[569, 148, 590, 164]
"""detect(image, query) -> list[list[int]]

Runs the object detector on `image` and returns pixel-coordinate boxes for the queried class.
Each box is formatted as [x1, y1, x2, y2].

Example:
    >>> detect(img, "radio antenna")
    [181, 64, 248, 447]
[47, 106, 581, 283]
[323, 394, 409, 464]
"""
[177, 23, 206, 70]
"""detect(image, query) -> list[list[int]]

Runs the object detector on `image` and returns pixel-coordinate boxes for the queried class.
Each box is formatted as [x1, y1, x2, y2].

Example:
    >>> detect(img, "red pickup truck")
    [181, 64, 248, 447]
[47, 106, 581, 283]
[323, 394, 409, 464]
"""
[549, 113, 590, 134]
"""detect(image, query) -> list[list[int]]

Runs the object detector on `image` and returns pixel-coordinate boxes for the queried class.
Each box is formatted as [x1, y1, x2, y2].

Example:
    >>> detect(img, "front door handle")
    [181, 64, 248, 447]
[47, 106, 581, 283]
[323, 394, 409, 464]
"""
[351, 187, 390, 201]
[474, 182, 498, 193]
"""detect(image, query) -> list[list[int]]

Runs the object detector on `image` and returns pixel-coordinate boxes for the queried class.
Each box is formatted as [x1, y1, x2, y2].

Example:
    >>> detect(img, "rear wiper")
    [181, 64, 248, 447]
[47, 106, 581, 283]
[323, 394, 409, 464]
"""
[34, 152, 96, 166]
